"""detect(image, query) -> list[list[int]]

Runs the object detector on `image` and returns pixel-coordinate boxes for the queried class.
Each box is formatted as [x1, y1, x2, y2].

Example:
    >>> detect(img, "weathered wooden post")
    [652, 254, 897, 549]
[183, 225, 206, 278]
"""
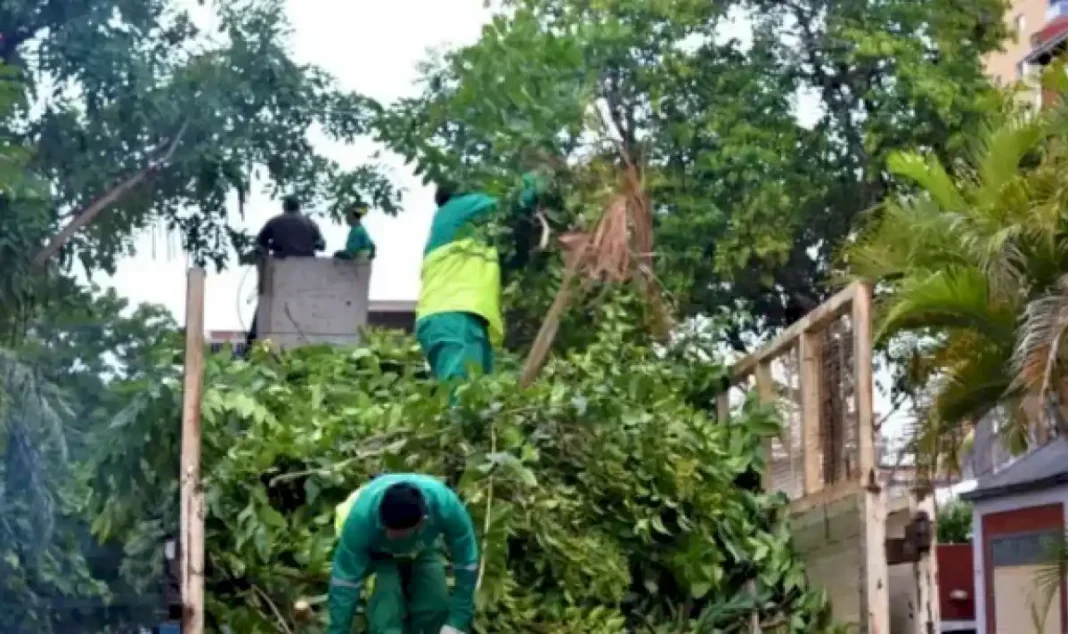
[180, 267, 207, 634]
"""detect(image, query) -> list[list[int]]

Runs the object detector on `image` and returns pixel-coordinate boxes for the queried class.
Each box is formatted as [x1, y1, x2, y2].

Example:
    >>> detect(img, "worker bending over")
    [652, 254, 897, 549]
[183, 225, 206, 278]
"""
[328, 473, 479, 634]
[415, 173, 548, 380]
[334, 205, 376, 261]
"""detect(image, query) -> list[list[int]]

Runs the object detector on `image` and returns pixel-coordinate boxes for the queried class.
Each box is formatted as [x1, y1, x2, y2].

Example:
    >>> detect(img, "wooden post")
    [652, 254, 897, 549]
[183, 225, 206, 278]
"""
[755, 362, 775, 491]
[910, 489, 940, 634]
[853, 281, 875, 478]
[799, 330, 823, 495]
[180, 267, 207, 634]
[852, 281, 888, 634]
[717, 392, 730, 422]
[862, 484, 889, 634]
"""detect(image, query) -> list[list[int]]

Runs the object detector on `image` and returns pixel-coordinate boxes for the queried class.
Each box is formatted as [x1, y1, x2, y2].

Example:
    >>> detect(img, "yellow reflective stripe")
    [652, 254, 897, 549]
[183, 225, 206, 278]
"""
[334, 487, 365, 535]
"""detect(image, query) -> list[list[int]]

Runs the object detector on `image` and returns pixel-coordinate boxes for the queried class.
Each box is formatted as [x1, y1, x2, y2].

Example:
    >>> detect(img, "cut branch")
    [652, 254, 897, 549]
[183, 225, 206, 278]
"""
[32, 119, 190, 269]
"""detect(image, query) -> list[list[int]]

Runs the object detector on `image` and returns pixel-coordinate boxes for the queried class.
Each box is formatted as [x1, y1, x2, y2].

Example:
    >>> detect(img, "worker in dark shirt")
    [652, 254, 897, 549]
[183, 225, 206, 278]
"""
[256, 195, 326, 258]
[246, 196, 326, 349]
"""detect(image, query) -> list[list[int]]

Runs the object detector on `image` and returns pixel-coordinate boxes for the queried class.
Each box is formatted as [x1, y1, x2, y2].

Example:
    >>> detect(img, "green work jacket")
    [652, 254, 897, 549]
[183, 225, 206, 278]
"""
[328, 474, 479, 634]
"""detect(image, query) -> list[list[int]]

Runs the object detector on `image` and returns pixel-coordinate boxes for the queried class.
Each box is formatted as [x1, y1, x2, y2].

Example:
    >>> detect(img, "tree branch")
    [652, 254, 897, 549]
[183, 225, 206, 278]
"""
[32, 120, 190, 270]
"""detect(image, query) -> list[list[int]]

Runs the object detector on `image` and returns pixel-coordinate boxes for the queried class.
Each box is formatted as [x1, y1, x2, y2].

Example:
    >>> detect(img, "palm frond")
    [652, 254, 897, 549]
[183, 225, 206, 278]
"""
[932, 339, 1014, 427]
[0, 346, 73, 552]
[1012, 274, 1068, 398]
[974, 113, 1048, 202]
[878, 267, 1017, 342]
[887, 151, 966, 211]
[1035, 530, 1068, 620]
[847, 198, 967, 281]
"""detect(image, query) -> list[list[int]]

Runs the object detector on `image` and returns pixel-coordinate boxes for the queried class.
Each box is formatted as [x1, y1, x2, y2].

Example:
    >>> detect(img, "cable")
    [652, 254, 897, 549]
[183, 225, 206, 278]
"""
[235, 264, 254, 333]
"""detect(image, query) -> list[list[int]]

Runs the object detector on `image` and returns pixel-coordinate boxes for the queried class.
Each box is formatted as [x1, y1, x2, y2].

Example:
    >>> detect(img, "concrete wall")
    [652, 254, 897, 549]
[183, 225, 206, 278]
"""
[792, 492, 866, 628]
[257, 257, 372, 348]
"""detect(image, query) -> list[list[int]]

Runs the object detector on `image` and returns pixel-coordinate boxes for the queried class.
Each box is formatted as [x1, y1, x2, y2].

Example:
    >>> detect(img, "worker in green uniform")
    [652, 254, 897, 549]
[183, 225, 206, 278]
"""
[328, 473, 479, 634]
[334, 205, 377, 261]
[415, 173, 547, 381]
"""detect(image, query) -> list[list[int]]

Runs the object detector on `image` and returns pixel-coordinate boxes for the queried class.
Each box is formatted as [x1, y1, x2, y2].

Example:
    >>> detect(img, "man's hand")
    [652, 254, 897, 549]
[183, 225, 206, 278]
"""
[440, 626, 464, 634]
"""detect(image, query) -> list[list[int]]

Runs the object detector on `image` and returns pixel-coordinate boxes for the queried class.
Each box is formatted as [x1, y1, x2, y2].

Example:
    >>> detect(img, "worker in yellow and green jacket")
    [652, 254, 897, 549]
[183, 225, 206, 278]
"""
[328, 473, 479, 634]
[334, 205, 376, 261]
[415, 173, 548, 381]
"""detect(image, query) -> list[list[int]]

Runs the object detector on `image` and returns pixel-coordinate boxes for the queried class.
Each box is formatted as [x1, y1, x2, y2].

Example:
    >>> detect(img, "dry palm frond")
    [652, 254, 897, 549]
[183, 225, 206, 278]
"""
[1012, 274, 1068, 435]
[519, 158, 673, 388]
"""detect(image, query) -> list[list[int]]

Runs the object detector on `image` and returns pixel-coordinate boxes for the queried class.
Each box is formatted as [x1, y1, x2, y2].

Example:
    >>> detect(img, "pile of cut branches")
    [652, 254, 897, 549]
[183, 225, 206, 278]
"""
[85, 301, 845, 633]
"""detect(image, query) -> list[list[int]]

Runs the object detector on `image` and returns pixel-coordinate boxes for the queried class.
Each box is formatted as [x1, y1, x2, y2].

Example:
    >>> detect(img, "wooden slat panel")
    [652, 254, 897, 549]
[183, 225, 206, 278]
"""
[853, 281, 875, 478]
[730, 282, 859, 382]
[755, 362, 774, 491]
[800, 330, 823, 495]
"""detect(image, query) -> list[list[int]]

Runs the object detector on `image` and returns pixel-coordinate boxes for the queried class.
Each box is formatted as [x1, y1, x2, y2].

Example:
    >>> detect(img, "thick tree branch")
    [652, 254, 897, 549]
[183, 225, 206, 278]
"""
[32, 120, 190, 269]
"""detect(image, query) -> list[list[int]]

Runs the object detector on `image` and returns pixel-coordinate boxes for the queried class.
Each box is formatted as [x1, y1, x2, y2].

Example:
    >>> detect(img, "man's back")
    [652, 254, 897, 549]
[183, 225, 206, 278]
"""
[257, 212, 324, 258]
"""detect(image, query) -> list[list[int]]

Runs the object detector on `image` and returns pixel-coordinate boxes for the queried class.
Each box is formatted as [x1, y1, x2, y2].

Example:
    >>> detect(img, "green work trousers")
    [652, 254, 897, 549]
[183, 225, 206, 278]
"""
[415, 311, 494, 381]
[367, 552, 450, 634]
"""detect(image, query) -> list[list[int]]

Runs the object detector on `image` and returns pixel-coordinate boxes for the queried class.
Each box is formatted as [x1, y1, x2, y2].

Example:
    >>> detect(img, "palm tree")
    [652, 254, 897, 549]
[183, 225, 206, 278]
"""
[846, 88, 1068, 462]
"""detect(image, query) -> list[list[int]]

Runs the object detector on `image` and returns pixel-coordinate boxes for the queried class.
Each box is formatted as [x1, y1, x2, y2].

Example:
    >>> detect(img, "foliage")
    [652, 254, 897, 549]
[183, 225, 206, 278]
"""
[845, 85, 1068, 464]
[376, 0, 1007, 347]
[0, 282, 182, 633]
[2, 0, 399, 274]
[936, 500, 972, 544]
[87, 301, 845, 633]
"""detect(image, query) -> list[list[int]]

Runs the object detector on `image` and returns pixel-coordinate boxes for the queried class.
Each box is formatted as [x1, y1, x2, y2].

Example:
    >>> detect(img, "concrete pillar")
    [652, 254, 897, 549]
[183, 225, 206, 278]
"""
[256, 257, 372, 349]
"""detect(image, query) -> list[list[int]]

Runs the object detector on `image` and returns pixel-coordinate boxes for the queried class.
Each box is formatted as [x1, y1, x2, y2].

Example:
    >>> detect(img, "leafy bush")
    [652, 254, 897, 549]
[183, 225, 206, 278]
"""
[87, 310, 840, 633]
[937, 500, 973, 544]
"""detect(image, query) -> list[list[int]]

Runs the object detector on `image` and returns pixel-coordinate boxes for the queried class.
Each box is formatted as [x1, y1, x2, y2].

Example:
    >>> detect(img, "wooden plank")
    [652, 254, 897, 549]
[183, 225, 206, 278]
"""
[180, 267, 207, 634]
[800, 330, 823, 495]
[909, 490, 940, 634]
[789, 480, 864, 516]
[755, 362, 774, 490]
[717, 393, 729, 422]
[853, 281, 875, 479]
[862, 483, 889, 634]
[730, 282, 858, 382]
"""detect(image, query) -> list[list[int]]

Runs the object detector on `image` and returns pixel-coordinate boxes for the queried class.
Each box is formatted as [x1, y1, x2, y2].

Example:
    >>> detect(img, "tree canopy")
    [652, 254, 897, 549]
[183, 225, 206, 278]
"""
[3, 0, 399, 275]
[375, 0, 1008, 348]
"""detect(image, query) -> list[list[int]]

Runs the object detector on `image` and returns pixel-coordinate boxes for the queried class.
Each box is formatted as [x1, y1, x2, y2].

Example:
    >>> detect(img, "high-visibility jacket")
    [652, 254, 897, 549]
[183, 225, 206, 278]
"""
[415, 174, 546, 345]
[327, 474, 479, 634]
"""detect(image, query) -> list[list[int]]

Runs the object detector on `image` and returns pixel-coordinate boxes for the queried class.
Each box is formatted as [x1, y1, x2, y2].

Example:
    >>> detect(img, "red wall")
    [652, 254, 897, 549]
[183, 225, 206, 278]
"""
[981, 503, 1067, 634]
[938, 544, 975, 622]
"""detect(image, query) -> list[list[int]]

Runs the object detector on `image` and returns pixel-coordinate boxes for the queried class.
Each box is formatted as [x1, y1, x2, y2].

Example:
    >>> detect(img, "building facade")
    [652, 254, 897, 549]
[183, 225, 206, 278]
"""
[984, 0, 1047, 84]
[986, 0, 1068, 107]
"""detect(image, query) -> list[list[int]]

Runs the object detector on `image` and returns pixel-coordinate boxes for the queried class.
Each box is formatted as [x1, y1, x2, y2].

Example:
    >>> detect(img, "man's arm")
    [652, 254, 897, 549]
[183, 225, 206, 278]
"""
[327, 532, 369, 634]
[516, 171, 548, 213]
[440, 489, 480, 632]
[256, 218, 275, 253]
[312, 220, 326, 252]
